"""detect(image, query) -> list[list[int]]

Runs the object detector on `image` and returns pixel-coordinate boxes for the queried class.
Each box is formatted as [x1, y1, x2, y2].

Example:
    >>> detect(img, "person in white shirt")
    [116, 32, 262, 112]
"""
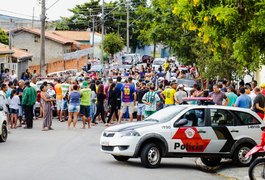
[30, 77, 38, 92]
[174, 84, 188, 105]
[10, 70, 17, 81]
[8, 90, 20, 129]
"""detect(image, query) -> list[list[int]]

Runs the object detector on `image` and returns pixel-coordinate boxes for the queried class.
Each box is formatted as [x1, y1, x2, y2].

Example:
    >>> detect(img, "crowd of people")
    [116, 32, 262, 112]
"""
[0, 60, 265, 132]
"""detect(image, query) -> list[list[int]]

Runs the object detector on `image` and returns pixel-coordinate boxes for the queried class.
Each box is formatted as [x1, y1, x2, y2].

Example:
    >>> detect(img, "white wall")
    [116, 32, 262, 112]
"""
[12, 31, 67, 66]
[255, 66, 265, 85]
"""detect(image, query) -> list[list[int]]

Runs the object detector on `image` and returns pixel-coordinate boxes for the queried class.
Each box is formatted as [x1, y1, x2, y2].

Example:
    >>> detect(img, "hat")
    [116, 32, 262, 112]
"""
[261, 83, 265, 88]
[83, 81, 88, 87]
[178, 84, 184, 88]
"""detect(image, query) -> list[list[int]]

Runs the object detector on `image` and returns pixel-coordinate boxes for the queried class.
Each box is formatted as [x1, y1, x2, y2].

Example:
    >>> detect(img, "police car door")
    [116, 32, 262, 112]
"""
[207, 108, 238, 153]
[170, 108, 212, 153]
[232, 110, 262, 143]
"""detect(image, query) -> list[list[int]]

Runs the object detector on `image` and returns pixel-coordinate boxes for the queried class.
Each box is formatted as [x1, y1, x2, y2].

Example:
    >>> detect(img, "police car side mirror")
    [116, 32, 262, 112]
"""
[0, 106, 3, 111]
[174, 119, 188, 127]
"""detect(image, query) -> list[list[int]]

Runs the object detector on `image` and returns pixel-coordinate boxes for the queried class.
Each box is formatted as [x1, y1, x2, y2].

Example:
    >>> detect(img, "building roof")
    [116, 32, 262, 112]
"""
[0, 46, 14, 55]
[51, 31, 90, 41]
[0, 43, 32, 59]
[12, 28, 80, 45]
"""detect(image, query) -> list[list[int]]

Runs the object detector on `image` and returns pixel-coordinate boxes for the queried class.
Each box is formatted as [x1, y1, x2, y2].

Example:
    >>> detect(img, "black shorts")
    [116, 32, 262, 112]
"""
[9, 108, 18, 115]
[79, 105, 90, 118]
[117, 100, 121, 110]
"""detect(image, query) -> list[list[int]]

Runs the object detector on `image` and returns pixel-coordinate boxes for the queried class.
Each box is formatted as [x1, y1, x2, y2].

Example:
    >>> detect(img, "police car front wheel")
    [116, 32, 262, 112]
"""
[0, 124, 7, 142]
[140, 143, 162, 168]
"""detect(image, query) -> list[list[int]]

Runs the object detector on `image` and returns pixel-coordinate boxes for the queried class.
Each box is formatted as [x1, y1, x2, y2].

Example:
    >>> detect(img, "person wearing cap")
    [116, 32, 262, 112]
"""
[118, 77, 136, 123]
[253, 87, 265, 120]
[174, 84, 187, 105]
[22, 80, 37, 129]
[161, 82, 177, 107]
[80, 81, 92, 128]
[234, 87, 252, 109]
[226, 86, 238, 107]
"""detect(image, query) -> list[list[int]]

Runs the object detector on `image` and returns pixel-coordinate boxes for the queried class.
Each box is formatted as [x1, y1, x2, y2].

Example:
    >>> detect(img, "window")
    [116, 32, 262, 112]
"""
[179, 109, 205, 127]
[210, 109, 235, 126]
[34, 35, 40, 43]
[234, 111, 261, 125]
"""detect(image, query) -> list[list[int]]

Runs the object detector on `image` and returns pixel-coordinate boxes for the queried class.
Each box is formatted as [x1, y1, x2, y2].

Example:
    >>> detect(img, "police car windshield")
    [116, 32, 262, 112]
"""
[144, 106, 186, 123]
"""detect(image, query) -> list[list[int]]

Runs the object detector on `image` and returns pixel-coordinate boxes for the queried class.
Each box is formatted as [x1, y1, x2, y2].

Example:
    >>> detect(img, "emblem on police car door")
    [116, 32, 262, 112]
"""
[185, 128, 195, 139]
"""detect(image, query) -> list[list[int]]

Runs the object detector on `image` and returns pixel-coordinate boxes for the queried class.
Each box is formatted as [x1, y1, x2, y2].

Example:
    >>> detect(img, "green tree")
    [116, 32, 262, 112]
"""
[134, 0, 265, 81]
[52, 0, 147, 53]
[103, 33, 124, 58]
[0, 28, 8, 44]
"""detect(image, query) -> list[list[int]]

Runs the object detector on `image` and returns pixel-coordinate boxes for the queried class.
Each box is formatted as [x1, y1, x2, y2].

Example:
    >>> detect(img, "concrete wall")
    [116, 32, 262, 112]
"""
[12, 31, 70, 66]
[28, 55, 88, 74]
[255, 66, 265, 85]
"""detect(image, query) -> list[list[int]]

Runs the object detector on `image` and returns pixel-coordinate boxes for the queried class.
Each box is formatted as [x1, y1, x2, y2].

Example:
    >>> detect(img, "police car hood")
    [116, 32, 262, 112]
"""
[105, 121, 156, 132]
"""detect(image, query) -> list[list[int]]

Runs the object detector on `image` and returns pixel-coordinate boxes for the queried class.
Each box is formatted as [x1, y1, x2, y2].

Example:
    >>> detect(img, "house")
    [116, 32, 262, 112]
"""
[8, 28, 104, 73]
[10, 28, 81, 67]
[0, 43, 32, 77]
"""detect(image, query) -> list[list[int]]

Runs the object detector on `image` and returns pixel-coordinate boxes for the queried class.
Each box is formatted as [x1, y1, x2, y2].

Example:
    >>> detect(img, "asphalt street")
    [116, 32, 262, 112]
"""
[0, 119, 247, 180]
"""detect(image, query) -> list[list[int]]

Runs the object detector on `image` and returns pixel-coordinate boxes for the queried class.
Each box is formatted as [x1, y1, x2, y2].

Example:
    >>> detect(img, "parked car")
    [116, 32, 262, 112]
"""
[176, 78, 197, 94]
[88, 64, 104, 73]
[0, 106, 8, 142]
[121, 54, 141, 65]
[152, 58, 166, 71]
[100, 105, 264, 168]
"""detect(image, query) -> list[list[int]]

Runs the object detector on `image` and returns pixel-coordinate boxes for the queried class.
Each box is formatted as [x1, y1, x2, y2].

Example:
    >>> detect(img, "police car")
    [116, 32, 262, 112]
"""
[0, 106, 8, 142]
[100, 104, 265, 168]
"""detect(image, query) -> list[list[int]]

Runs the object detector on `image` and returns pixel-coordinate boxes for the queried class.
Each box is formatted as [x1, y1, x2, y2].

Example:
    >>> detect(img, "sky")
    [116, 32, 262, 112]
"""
[0, 0, 92, 21]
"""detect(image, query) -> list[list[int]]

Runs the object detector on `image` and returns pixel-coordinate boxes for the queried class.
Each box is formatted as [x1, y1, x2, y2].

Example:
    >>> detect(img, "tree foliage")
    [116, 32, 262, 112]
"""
[53, 0, 147, 52]
[103, 33, 124, 56]
[135, 0, 265, 80]
[0, 28, 8, 45]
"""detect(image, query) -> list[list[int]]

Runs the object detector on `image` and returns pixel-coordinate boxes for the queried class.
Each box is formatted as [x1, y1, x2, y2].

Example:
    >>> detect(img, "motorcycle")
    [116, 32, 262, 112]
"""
[245, 126, 265, 180]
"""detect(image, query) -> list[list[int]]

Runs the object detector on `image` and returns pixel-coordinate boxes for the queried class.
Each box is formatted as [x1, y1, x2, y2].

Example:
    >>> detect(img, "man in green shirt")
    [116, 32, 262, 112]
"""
[80, 81, 92, 128]
[22, 81, 37, 129]
[142, 84, 160, 118]
[226, 86, 238, 107]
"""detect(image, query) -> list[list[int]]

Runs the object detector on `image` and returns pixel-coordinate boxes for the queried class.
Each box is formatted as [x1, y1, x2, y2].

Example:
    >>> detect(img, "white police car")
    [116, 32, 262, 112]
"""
[0, 106, 8, 142]
[100, 105, 264, 168]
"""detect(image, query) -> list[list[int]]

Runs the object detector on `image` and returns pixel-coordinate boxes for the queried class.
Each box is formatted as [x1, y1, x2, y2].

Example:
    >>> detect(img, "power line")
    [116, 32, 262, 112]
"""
[0, 9, 40, 20]
[47, 0, 60, 10]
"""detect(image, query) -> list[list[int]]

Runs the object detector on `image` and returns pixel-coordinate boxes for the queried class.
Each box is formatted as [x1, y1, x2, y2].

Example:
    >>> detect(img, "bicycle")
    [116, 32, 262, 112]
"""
[246, 126, 265, 180]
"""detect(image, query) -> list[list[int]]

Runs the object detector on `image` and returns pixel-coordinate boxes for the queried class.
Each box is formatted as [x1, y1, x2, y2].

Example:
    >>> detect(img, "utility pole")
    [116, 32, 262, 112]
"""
[126, 0, 130, 53]
[92, 15, 95, 59]
[9, 18, 12, 50]
[32, 7, 35, 28]
[40, 0, 46, 76]
[101, 0, 105, 64]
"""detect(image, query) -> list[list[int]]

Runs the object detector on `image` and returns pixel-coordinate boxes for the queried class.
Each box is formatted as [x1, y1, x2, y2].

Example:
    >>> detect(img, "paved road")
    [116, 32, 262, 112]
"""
[0, 119, 237, 180]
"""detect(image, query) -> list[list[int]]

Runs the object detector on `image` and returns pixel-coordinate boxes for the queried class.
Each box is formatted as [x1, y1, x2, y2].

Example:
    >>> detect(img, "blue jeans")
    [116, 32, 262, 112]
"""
[90, 104, 96, 120]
